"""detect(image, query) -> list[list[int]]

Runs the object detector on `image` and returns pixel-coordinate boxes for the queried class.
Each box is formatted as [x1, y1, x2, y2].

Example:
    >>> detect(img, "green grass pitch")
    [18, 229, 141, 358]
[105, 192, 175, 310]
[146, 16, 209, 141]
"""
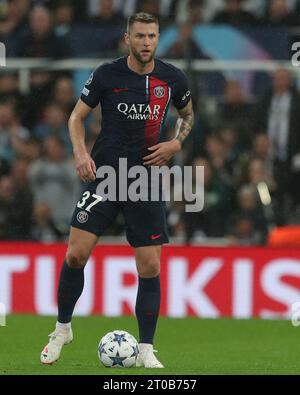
[0, 315, 299, 375]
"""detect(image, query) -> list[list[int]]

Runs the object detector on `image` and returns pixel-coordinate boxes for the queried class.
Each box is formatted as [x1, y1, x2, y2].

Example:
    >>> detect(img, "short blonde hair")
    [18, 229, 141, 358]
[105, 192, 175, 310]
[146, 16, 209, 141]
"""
[127, 12, 159, 33]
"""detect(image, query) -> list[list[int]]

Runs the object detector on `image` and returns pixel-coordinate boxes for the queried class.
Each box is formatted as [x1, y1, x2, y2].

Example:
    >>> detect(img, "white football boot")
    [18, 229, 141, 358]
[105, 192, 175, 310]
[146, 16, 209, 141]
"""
[136, 346, 164, 368]
[40, 328, 73, 365]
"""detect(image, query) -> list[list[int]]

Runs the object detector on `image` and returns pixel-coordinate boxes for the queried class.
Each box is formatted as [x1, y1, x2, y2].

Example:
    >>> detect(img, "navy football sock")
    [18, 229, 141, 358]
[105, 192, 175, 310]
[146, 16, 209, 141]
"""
[135, 275, 161, 344]
[57, 261, 84, 323]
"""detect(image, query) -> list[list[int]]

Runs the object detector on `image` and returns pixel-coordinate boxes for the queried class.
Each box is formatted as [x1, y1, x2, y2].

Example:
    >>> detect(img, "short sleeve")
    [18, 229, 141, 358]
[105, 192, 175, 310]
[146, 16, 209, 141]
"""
[171, 69, 191, 110]
[80, 67, 104, 108]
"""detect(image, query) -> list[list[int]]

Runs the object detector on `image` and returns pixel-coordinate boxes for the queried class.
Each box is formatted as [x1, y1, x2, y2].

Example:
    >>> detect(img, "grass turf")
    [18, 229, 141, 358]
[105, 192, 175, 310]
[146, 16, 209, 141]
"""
[0, 315, 299, 375]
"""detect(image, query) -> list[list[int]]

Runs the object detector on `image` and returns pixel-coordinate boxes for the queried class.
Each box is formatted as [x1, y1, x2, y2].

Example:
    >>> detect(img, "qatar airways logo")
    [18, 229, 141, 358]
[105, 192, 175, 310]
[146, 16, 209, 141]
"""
[117, 103, 161, 120]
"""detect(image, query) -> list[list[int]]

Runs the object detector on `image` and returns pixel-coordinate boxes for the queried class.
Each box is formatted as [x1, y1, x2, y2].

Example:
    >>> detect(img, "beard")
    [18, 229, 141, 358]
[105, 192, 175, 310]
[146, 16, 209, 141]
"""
[131, 47, 155, 64]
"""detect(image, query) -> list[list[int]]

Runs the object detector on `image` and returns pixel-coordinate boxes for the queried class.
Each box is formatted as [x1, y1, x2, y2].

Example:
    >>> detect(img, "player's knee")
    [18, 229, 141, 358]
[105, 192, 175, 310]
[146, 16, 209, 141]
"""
[138, 259, 160, 278]
[66, 249, 89, 269]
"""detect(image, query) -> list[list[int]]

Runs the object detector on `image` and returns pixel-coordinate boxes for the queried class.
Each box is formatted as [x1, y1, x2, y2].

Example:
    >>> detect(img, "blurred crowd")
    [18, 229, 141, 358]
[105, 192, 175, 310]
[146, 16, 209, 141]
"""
[1, 0, 300, 58]
[1, 0, 300, 245]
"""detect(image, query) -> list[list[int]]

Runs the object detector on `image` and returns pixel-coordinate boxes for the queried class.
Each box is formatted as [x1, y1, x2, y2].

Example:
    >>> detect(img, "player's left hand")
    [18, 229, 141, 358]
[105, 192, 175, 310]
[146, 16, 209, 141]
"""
[143, 140, 181, 166]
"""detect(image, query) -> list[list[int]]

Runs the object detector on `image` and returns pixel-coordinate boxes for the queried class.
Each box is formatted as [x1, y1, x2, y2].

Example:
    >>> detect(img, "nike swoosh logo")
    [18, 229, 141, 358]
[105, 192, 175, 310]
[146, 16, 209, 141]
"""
[113, 88, 129, 93]
[151, 234, 162, 240]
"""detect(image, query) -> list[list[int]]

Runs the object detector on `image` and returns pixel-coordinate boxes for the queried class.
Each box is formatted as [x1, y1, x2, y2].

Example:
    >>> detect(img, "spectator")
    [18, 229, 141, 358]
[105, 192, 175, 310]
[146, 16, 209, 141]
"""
[33, 103, 71, 153]
[30, 202, 67, 242]
[165, 22, 211, 59]
[219, 128, 240, 160]
[263, 0, 299, 26]
[236, 133, 273, 188]
[187, 0, 206, 25]
[11, 157, 32, 191]
[42, 0, 88, 21]
[226, 184, 269, 245]
[226, 212, 264, 245]
[21, 138, 42, 163]
[136, 0, 160, 17]
[53, 0, 75, 37]
[10, 157, 34, 225]
[204, 134, 228, 172]
[203, 131, 240, 185]
[0, 101, 30, 163]
[182, 110, 212, 163]
[244, 157, 277, 193]
[16, 5, 69, 58]
[70, 0, 89, 22]
[256, 68, 300, 224]
[175, 0, 205, 24]
[0, 72, 27, 121]
[219, 128, 244, 179]
[215, 80, 254, 150]
[256, 69, 300, 164]
[182, 156, 234, 241]
[212, 0, 258, 25]
[53, 76, 76, 116]
[199, 0, 266, 21]
[0, 175, 32, 240]
[90, 0, 124, 25]
[289, 151, 300, 215]
[121, 0, 178, 21]
[251, 133, 272, 163]
[163, 19, 220, 107]
[0, 157, 10, 177]
[0, 0, 30, 37]
[28, 135, 80, 227]
[22, 70, 54, 129]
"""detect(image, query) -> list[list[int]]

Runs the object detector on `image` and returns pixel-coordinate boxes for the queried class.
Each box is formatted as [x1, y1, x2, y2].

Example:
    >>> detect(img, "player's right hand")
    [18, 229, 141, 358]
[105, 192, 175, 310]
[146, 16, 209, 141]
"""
[74, 151, 97, 183]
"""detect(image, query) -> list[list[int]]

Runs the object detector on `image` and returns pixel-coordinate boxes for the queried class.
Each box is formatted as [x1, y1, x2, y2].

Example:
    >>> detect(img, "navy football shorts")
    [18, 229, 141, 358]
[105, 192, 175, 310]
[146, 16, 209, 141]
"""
[70, 180, 169, 248]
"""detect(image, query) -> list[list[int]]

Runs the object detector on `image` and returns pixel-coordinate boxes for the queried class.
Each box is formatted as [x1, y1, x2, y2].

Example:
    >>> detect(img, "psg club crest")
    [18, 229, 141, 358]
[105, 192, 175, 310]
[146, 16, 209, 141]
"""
[154, 86, 165, 98]
[77, 211, 89, 223]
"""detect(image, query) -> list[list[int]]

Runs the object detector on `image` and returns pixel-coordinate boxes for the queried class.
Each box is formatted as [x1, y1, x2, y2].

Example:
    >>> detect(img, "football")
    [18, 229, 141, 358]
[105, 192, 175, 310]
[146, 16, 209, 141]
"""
[97, 330, 139, 368]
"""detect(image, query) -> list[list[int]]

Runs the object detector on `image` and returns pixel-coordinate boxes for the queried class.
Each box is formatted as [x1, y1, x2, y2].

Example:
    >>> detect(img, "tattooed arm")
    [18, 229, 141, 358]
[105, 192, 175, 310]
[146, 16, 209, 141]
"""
[143, 100, 194, 166]
[174, 99, 194, 148]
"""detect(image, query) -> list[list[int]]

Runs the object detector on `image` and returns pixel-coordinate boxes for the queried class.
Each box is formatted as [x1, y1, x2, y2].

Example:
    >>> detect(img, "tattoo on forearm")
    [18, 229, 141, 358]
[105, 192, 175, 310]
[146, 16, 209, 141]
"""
[175, 105, 194, 145]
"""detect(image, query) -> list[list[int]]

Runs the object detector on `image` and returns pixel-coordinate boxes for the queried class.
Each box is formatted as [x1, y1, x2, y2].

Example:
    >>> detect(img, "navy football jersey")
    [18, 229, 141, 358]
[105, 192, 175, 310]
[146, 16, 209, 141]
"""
[80, 56, 191, 168]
